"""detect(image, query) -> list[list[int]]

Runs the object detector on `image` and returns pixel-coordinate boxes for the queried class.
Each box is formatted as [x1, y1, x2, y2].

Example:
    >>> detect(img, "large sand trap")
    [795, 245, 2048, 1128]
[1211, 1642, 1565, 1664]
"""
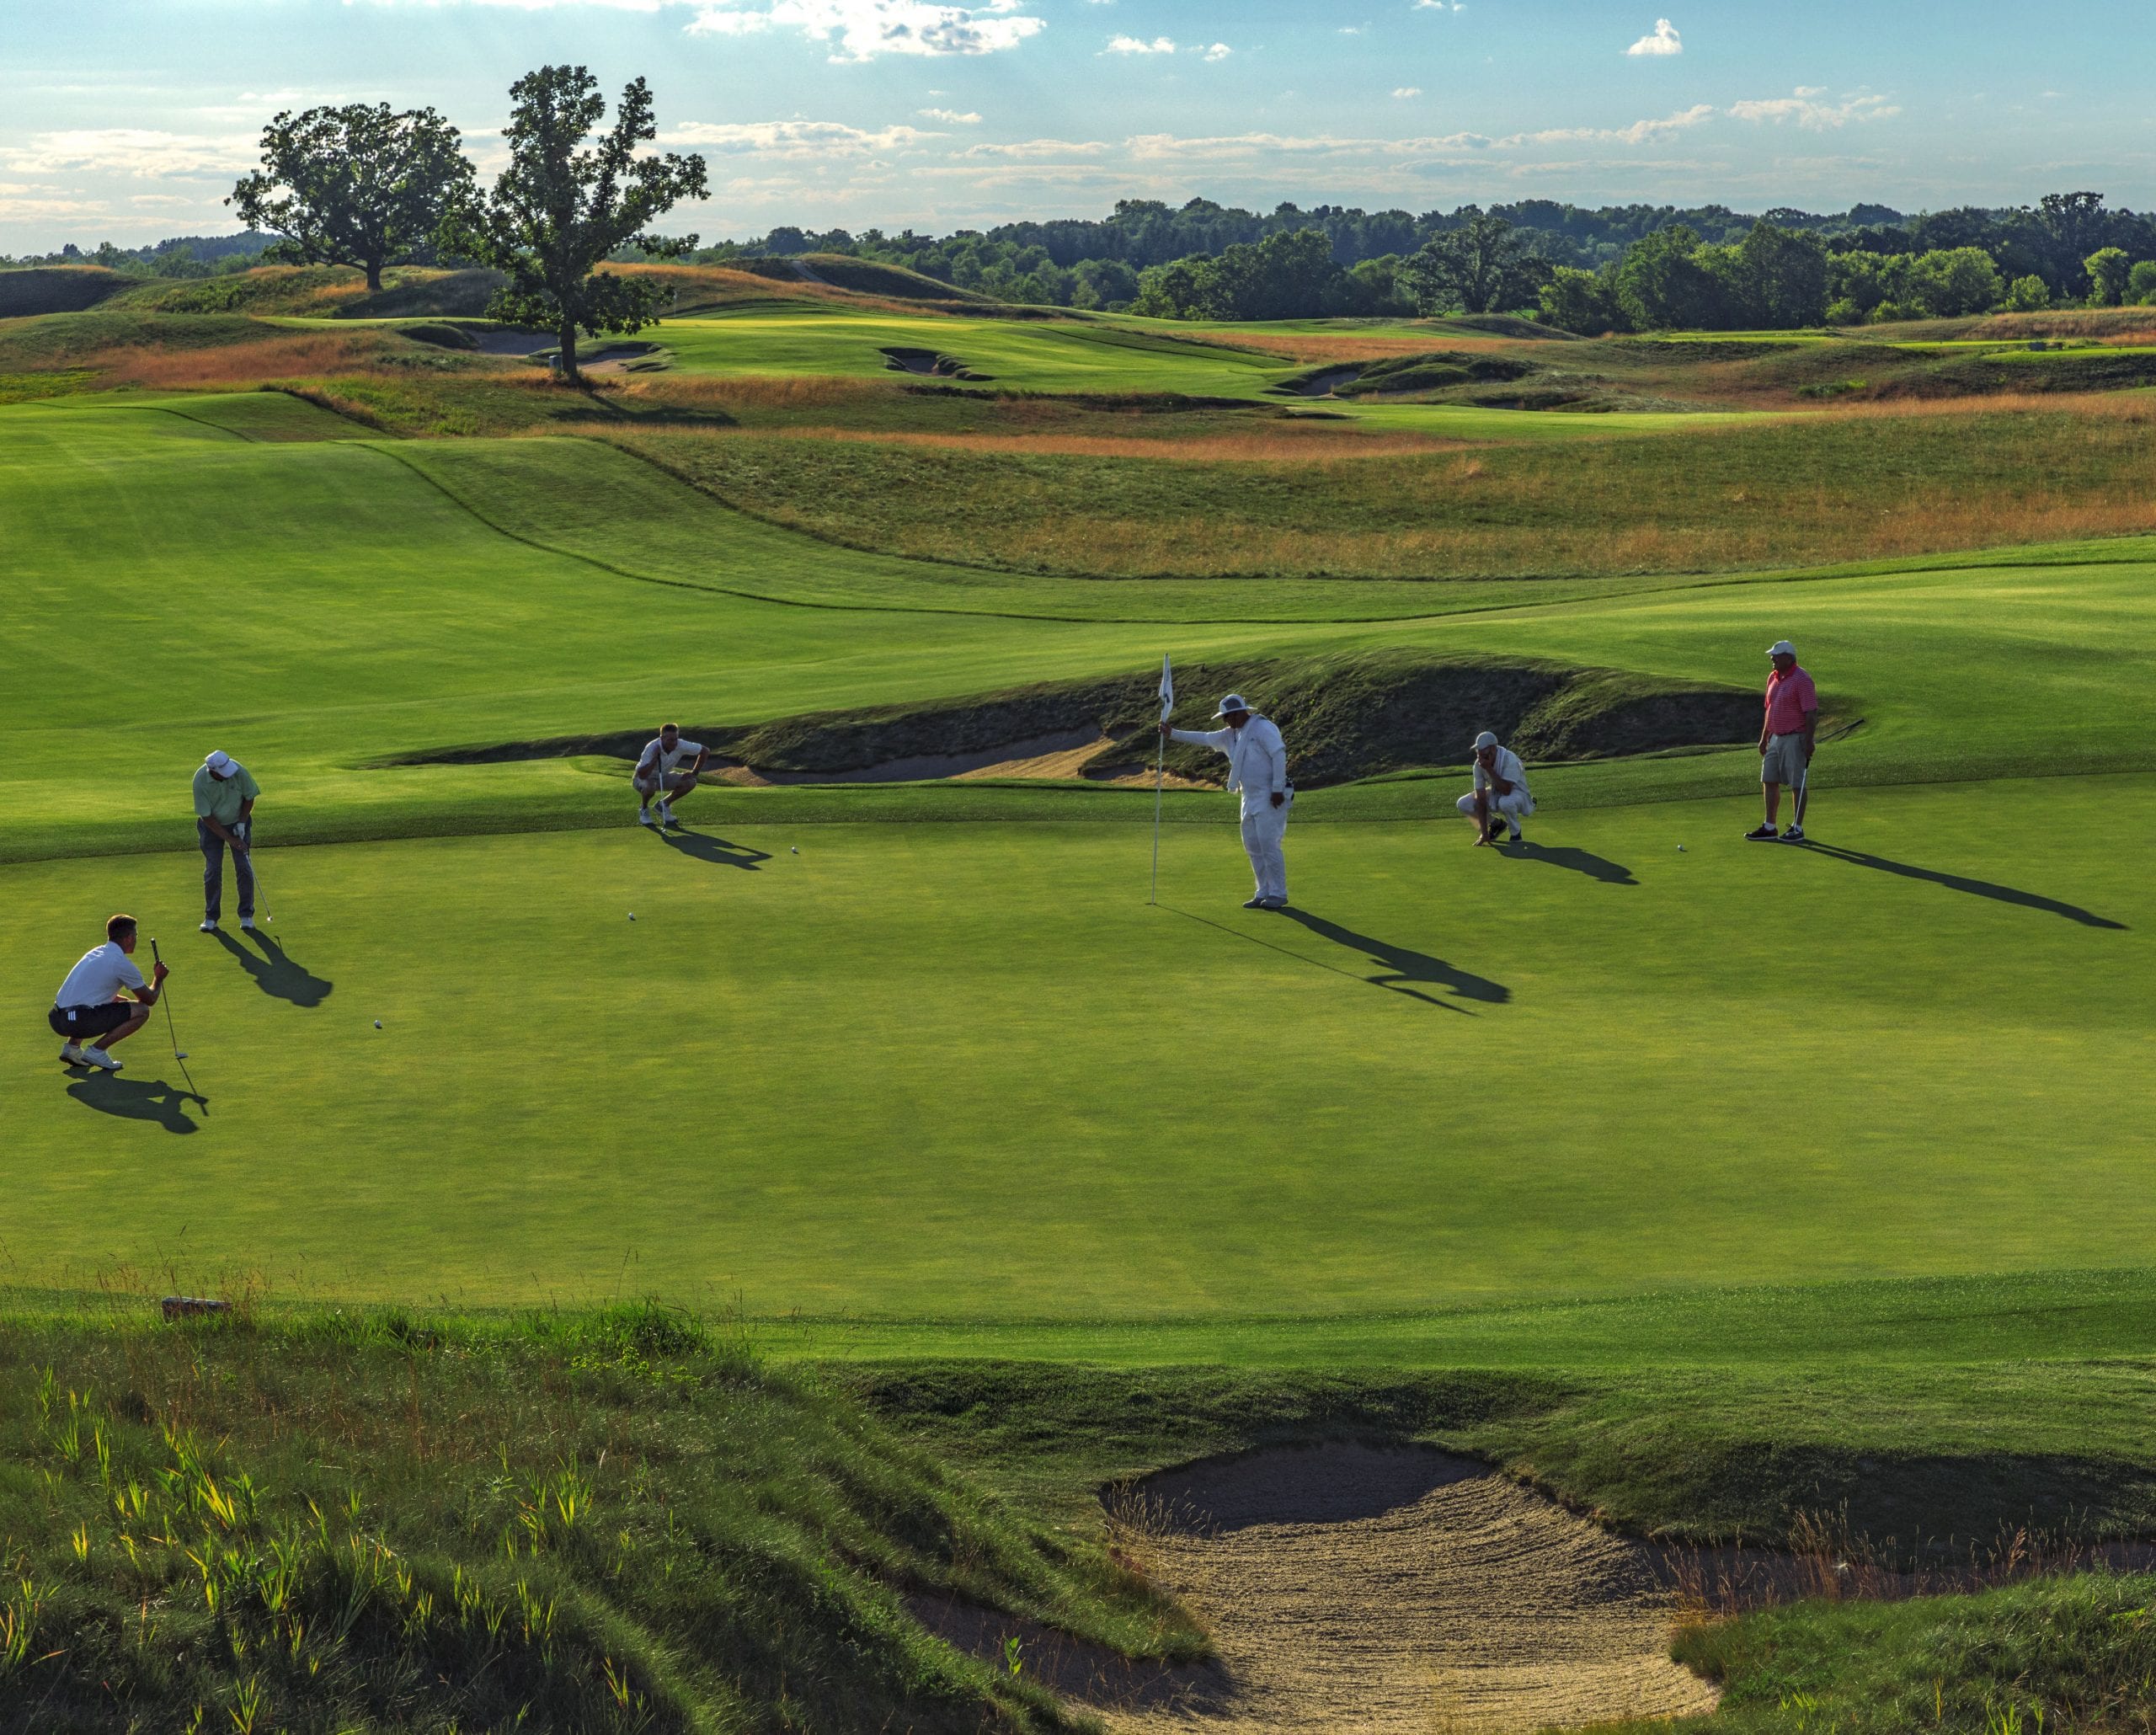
[1107, 1445, 1718, 1734]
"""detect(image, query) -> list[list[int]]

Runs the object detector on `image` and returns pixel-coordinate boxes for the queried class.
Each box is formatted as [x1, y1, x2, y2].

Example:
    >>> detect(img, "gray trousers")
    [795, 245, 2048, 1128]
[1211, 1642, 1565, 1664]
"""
[199, 819, 255, 921]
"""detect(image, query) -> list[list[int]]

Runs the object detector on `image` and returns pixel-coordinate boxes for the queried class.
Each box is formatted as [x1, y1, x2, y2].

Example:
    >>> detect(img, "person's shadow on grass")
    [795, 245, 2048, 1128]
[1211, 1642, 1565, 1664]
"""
[65, 1071, 206, 1133]
[1277, 909, 1511, 1009]
[659, 828, 771, 871]
[1503, 841, 1638, 886]
[214, 929, 334, 1006]
[1793, 843, 2126, 930]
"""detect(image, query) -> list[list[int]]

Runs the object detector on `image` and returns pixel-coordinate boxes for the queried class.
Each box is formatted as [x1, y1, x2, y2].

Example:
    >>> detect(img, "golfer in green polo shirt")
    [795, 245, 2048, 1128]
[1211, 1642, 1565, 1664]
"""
[192, 750, 260, 933]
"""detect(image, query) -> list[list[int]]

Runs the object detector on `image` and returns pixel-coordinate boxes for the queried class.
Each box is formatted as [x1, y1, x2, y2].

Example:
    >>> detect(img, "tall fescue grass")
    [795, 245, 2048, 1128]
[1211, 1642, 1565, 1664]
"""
[0, 1303, 1185, 1732]
[615, 395, 2156, 581]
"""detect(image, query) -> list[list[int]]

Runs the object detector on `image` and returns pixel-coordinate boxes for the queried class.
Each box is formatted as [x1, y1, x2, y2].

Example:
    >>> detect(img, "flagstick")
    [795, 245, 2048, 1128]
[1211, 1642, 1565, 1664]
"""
[1150, 725, 1166, 905]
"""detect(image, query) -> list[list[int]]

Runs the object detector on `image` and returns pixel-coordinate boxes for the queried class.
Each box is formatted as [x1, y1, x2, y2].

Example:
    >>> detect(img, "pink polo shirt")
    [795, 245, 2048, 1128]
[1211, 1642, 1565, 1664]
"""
[1764, 665, 1817, 735]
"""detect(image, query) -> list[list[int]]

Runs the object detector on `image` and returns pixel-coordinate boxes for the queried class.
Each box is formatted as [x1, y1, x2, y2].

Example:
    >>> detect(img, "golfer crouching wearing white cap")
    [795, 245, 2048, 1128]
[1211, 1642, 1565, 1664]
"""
[1459, 730, 1534, 846]
[1161, 694, 1293, 909]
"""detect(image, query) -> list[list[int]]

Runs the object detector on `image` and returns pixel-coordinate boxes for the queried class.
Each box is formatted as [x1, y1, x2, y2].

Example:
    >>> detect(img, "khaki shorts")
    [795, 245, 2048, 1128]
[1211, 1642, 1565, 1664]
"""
[1761, 733, 1810, 786]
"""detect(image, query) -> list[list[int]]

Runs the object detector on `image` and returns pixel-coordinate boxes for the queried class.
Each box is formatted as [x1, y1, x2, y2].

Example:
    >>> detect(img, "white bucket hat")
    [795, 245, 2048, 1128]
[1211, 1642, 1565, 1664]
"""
[1213, 693, 1251, 718]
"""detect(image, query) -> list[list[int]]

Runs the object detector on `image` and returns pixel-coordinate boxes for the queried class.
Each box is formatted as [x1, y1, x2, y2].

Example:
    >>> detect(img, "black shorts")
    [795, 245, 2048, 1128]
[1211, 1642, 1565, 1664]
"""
[50, 1001, 136, 1039]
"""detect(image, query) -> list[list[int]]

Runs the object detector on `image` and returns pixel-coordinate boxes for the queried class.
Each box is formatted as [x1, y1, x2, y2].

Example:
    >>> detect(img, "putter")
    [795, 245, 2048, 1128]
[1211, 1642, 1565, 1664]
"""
[1793, 763, 1809, 831]
[149, 940, 198, 1093]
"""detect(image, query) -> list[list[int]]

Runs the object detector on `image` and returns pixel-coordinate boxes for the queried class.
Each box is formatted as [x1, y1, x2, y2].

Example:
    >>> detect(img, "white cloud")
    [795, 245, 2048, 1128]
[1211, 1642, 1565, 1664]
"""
[919, 106, 983, 123]
[958, 137, 1109, 157]
[1104, 34, 1174, 53]
[687, 1, 1044, 59]
[1508, 104, 1712, 147]
[1201, 41, 1230, 61]
[1412, 1, 1465, 11]
[1625, 18, 1682, 56]
[663, 119, 942, 156]
[1728, 90, 1899, 129]
[1393, 86, 1422, 99]
[3, 129, 258, 178]
[687, 7, 771, 29]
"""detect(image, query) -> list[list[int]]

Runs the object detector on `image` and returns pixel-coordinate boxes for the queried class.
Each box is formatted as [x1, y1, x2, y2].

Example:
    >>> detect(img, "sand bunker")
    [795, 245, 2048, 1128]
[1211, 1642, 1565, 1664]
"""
[1107, 1445, 1718, 1735]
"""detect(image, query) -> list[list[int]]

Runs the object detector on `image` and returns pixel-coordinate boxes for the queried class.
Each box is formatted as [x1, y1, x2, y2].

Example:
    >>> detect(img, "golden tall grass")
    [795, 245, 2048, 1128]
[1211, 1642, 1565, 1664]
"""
[754, 425, 1472, 462]
[79, 332, 390, 389]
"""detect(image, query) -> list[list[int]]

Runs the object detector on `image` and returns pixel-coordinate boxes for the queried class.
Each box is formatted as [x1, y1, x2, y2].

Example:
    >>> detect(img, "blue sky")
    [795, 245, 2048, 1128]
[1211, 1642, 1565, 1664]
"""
[3, 0, 2149, 252]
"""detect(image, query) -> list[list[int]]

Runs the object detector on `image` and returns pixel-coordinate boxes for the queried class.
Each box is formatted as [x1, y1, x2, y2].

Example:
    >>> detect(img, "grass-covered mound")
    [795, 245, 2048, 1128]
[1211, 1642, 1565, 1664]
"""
[404, 651, 1755, 787]
[0, 266, 131, 318]
[1590, 1572, 2156, 1733]
[0, 1305, 1190, 1733]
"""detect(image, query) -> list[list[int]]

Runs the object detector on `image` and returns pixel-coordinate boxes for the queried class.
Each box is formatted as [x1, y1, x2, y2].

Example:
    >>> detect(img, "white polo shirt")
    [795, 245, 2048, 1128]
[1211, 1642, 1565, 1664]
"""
[635, 736, 704, 780]
[55, 942, 146, 1009]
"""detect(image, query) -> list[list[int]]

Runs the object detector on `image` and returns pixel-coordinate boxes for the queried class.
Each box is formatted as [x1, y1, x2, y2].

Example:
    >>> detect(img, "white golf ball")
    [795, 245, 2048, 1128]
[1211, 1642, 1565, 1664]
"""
[374, 1020, 382, 1028]
[790, 846, 798, 854]
[628, 913, 637, 921]
[1677, 845, 1688, 852]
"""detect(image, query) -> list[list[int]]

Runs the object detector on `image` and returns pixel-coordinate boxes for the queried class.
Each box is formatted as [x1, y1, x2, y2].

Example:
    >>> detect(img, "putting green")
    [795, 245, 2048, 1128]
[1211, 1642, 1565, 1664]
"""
[3, 777, 2147, 1316]
[5, 388, 2149, 1343]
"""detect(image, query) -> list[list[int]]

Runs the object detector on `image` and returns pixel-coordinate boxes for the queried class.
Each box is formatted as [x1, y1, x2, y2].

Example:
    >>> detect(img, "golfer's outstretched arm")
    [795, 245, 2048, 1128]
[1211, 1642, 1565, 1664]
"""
[1167, 727, 1233, 750]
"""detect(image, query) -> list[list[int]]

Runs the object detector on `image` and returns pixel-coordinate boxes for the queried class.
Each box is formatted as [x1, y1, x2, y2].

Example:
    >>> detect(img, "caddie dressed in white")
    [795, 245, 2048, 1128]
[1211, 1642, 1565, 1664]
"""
[1161, 693, 1293, 909]
[1459, 729, 1534, 846]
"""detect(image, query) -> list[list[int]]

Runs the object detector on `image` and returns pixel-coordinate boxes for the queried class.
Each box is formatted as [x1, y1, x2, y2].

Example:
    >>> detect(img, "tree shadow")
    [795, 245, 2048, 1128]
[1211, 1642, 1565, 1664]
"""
[214, 929, 334, 1006]
[659, 828, 771, 871]
[1504, 841, 1638, 886]
[1173, 907, 1506, 1012]
[1795, 843, 2127, 930]
[65, 1071, 206, 1133]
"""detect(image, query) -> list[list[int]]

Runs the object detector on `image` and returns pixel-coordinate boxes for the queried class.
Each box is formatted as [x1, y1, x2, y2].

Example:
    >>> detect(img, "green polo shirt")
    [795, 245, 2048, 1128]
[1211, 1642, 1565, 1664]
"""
[192, 762, 261, 826]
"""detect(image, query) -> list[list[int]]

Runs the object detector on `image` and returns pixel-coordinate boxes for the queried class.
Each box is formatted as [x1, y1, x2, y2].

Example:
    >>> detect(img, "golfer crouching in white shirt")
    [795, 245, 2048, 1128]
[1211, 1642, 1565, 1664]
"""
[1460, 729, 1534, 846]
[1162, 693, 1294, 909]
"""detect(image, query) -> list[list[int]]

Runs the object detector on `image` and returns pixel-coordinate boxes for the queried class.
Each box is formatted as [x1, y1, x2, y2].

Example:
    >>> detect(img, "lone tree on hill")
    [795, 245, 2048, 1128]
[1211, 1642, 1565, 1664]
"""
[229, 104, 473, 292]
[440, 67, 708, 385]
[1399, 212, 1551, 316]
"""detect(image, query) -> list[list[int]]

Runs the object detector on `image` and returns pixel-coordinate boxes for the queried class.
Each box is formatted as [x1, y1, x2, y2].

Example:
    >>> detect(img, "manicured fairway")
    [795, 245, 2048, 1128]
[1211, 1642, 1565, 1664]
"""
[5, 776, 2147, 1320]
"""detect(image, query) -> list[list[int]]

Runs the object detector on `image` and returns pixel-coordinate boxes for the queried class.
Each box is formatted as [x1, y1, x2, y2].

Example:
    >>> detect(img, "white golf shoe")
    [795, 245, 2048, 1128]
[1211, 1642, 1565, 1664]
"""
[58, 1041, 86, 1066]
[638, 808, 658, 828]
[199, 919, 219, 932]
[660, 803, 679, 828]
[82, 1047, 122, 1071]
[240, 916, 257, 932]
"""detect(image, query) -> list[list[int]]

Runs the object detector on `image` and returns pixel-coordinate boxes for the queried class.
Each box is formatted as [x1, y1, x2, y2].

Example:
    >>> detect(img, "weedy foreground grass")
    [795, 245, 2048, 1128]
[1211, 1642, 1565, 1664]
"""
[0, 1305, 1193, 1734]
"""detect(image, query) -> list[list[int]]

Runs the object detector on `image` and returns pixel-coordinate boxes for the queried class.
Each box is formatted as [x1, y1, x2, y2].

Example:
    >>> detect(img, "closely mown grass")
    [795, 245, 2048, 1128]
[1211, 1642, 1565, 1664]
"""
[0, 1305, 1193, 1733]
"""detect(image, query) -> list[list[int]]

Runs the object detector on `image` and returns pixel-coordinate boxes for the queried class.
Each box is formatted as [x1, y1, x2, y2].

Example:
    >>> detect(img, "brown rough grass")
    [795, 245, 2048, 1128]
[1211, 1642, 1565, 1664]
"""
[81, 332, 392, 388]
[755, 425, 1473, 461]
[1187, 330, 1525, 364]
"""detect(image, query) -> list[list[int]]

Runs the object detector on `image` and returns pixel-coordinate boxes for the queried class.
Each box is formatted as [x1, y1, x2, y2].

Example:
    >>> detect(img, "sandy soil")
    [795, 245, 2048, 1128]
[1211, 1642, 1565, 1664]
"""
[705, 732, 1210, 788]
[1107, 1445, 1719, 1735]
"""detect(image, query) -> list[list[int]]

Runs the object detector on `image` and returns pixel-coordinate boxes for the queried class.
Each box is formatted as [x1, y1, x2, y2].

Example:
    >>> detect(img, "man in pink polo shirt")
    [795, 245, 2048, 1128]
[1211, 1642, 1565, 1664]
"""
[1748, 639, 1818, 842]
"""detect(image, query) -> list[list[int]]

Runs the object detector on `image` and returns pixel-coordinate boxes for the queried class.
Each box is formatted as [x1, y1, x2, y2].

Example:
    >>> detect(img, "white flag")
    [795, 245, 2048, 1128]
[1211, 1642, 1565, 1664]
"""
[1159, 654, 1174, 720]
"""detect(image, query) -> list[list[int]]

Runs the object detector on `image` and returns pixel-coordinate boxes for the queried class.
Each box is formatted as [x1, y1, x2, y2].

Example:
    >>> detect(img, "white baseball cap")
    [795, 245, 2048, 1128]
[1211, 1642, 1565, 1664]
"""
[204, 750, 234, 776]
[1767, 640, 1796, 659]
[1473, 730, 1499, 750]
[1213, 693, 1251, 718]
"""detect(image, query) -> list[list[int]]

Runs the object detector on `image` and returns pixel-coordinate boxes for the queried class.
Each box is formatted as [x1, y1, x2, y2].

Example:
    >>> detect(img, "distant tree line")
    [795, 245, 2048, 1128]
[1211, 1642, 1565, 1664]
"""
[683, 191, 2156, 326]
[5, 232, 278, 278]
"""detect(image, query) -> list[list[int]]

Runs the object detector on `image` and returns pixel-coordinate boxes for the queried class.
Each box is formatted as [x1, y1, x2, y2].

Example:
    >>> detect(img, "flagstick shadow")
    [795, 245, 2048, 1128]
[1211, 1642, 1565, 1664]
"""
[1166, 906, 1494, 1013]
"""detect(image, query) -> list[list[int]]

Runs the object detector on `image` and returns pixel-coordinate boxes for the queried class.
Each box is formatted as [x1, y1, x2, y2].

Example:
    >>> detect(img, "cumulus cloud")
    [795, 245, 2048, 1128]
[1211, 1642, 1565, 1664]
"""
[663, 119, 942, 156]
[3, 129, 258, 177]
[958, 137, 1109, 157]
[1728, 90, 1900, 129]
[687, 0, 1044, 59]
[1393, 86, 1422, 99]
[1104, 34, 1175, 53]
[1508, 104, 1712, 147]
[1625, 18, 1682, 56]
[919, 106, 983, 123]
[1201, 41, 1230, 61]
